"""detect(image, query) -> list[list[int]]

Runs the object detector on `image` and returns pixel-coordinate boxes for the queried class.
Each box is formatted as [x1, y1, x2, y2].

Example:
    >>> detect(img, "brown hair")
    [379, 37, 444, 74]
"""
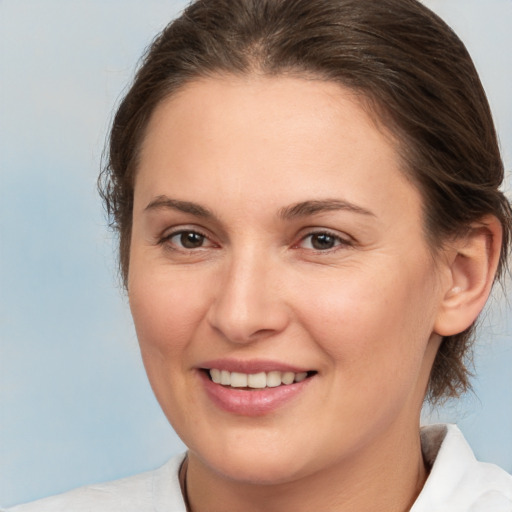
[99, 0, 512, 402]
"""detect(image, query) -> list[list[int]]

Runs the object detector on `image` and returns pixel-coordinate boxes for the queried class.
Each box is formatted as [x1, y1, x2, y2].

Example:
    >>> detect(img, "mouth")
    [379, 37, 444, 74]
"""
[202, 368, 317, 390]
[198, 363, 317, 415]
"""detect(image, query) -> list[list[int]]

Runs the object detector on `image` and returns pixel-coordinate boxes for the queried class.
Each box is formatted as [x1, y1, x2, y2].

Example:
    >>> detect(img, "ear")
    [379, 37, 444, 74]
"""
[434, 215, 503, 337]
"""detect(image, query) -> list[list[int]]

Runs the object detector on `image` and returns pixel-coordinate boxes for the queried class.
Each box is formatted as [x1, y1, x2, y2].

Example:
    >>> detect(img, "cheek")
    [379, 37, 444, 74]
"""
[128, 267, 209, 359]
[296, 260, 438, 382]
[127, 267, 213, 427]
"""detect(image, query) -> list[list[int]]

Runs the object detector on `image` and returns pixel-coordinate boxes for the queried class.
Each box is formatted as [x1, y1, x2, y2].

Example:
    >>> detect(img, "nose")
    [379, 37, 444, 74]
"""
[206, 250, 290, 344]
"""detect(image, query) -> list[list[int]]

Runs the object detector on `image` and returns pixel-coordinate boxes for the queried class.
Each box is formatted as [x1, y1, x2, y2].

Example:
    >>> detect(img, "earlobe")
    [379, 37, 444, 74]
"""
[434, 215, 502, 337]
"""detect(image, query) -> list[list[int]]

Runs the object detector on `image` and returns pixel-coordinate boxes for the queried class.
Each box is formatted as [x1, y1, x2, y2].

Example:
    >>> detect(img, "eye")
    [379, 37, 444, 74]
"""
[163, 229, 214, 250]
[298, 231, 351, 251]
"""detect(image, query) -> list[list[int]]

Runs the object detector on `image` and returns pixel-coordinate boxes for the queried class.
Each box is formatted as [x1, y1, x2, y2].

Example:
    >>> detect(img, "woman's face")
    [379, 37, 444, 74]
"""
[129, 76, 446, 483]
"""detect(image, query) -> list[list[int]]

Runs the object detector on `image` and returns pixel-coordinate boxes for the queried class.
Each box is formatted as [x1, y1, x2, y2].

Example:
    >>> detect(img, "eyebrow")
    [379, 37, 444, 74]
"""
[144, 196, 375, 221]
[144, 196, 214, 218]
[279, 199, 375, 219]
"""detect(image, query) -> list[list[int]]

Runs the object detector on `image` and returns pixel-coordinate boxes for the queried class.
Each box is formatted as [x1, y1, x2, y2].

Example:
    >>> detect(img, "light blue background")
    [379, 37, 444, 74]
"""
[1, 0, 511, 507]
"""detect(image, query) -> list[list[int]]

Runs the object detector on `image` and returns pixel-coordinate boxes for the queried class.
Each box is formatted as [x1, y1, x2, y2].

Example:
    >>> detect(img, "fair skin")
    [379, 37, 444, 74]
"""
[128, 75, 501, 512]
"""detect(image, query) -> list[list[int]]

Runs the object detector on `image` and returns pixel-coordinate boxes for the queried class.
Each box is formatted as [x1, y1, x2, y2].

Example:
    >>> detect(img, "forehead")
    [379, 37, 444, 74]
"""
[141, 75, 394, 157]
[135, 75, 421, 224]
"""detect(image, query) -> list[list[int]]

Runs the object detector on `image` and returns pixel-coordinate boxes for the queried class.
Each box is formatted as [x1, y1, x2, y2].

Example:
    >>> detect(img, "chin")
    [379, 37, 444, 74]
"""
[184, 426, 324, 486]
[202, 451, 312, 486]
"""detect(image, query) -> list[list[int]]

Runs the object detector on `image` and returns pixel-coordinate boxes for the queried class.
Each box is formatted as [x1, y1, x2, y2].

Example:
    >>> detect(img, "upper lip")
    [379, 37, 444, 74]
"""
[198, 358, 312, 374]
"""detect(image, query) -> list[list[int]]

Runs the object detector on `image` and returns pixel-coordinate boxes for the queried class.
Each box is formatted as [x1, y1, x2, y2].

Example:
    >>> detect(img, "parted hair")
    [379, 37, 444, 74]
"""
[99, 0, 512, 402]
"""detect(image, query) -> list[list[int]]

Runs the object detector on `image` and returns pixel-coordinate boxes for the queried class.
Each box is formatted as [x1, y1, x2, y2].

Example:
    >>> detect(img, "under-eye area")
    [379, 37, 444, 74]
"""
[203, 369, 318, 389]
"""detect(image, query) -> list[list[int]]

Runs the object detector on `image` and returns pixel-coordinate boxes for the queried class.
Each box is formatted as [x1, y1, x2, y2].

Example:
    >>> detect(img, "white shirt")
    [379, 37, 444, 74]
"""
[412, 424, 512, 511]
[4, 424, 512, 511]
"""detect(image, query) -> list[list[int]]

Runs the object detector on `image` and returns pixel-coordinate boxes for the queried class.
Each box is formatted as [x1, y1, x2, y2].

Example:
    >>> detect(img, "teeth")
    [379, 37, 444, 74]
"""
[208, 369, 311, 388]
[266, 371, 282, 388]
[220, 370, 231, 386]
[230, 372, 248, 387]
[294, 372, 308, 383]
[281, 371, 295, 385]
[210, 368, 221, 384]
[247, 372, 266, 388]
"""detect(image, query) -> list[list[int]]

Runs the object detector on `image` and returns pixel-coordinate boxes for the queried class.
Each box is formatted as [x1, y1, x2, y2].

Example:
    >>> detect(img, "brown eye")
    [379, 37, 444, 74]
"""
[165, 230, 211, 250]
[310, 233, 337, 250]
[298, 231, 350, 251]
[178, 231, 206, 249]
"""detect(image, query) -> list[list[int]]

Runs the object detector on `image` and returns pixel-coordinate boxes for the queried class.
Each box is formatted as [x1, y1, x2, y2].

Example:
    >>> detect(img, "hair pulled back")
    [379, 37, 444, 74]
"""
[100, 0, 512, 402]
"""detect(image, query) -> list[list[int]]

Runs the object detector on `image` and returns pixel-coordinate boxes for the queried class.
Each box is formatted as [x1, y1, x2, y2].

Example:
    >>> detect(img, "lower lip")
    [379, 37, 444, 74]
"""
[199, 371, 313, 416]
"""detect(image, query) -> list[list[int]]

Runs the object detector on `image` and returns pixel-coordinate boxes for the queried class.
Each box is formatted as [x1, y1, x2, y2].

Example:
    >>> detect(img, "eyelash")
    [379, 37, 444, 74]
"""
[159, 228, 214, 251]
[158, 228, 353, 254]
[296, 230, 353, 252]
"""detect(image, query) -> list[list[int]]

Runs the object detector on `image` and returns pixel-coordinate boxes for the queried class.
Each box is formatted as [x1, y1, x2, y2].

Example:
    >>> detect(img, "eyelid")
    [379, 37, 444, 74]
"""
[159, 225, 218, 250]
[294, 228, 354, 251]
[157, 224, 354, 252]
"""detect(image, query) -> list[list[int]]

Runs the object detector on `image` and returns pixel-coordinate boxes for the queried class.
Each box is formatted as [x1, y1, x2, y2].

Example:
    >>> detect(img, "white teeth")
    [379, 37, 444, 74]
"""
[266, 371, 282, 388]
[208, 369, 311, 388]
[230, 372, 248, 387]
[281, 372, 295, 385]
[294, 372, 308, 383]
[220, 370, 231, 386]
[210, 368, 221, 384]
[247, 372, 267, 389]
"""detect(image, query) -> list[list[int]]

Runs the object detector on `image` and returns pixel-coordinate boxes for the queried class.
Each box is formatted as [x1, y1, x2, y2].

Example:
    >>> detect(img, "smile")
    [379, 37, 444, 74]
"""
[199, 364, 317, 415]
[208, 369, 310, 389]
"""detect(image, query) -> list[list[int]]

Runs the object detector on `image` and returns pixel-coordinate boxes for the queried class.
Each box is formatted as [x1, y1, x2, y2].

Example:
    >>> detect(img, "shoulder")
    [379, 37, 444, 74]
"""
[2, 453, 187, 512]
[413, 424, 512, 512]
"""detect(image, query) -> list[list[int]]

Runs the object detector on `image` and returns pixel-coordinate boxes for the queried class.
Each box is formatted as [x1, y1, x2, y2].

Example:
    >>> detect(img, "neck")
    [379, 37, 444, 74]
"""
[185, 424, 428, 512]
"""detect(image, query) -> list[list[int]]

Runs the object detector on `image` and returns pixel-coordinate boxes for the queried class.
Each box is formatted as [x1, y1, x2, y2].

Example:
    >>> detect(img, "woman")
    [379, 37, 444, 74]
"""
[5, 0, 512, 510]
